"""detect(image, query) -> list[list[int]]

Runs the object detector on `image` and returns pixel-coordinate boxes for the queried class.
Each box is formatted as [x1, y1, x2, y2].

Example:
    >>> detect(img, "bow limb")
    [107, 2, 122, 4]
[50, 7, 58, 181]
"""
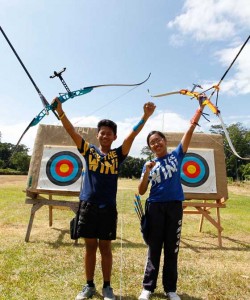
[148, 90, 181, 98]
[58, 73, 151, 103]
[90, 72, 151, 88]
[5, 114, 44, 165]
[209, 35, 250, 101]
[149, 87, 220, 116]
[149, 89, 201, 98]
[11, 106, 50, 154]
[217, 112, 250, 160]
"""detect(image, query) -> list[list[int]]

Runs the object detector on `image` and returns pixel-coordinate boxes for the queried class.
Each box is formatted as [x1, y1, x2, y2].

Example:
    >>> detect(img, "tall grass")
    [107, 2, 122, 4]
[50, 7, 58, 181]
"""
[0, 178, 249, 300]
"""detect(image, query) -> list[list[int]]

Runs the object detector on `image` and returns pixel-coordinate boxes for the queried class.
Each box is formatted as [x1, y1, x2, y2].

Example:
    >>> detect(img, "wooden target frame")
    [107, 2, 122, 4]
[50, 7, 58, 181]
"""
[166, 132, 228, 200]
[25, 124, 98, 242]
[165, 132, 228, 247]
[27, 124, 98, 193]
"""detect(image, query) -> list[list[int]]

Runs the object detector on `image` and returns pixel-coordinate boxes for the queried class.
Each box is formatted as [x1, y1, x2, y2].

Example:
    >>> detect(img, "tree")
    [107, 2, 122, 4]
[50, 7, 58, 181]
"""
[0, 142, 30, 172]
[210, 122, 250, 180]
[140, 146, 154, 161]
[119, 156, 146, 178]
[10, 152, 31, 172]
[0, 159, 4, 168]
[0, 142, 13, 165]
[240, 163, 250, 180]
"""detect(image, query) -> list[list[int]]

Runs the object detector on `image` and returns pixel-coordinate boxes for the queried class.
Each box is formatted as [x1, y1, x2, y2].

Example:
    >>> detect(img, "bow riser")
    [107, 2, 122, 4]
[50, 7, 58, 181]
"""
[202, 98, 219, 114]
[58, 87, 94, 103]
[30, 106, 51, 127]
[28, 87, 95, 127]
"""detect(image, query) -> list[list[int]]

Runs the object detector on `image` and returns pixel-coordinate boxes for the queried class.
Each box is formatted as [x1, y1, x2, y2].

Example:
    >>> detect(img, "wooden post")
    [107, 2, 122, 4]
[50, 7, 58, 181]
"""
[25, 202, 44, 242]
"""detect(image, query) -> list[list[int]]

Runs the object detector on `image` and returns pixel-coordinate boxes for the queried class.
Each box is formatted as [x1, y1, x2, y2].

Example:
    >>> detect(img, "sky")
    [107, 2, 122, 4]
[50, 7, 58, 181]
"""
[0, 0, 249, 158]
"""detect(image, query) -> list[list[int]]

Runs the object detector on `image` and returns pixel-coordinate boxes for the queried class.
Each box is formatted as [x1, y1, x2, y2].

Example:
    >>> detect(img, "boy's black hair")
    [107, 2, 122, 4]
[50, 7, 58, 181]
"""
[97, 119, 117, 135]
[146, 130, 166, 147]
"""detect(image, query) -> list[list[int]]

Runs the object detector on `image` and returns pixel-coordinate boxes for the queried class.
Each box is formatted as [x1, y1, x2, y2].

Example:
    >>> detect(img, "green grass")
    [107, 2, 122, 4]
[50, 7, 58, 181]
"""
[0, 178, 249, 300]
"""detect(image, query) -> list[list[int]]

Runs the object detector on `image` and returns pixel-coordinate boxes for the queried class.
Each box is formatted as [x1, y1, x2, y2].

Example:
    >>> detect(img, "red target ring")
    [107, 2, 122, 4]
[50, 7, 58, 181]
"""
[55, 159, 74, 177]
[182, 161, 200, 178]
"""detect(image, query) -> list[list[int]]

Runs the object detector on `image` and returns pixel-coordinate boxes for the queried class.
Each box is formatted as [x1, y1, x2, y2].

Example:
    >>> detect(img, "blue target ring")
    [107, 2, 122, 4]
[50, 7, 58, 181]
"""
[181, 153, 209, 187]
[46, 151, 83, 186]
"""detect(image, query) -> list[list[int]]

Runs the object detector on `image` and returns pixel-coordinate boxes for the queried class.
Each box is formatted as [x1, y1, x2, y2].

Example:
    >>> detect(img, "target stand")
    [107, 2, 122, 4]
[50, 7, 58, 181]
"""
[24, 124, 98, 242]
[166, 132, 228, 247]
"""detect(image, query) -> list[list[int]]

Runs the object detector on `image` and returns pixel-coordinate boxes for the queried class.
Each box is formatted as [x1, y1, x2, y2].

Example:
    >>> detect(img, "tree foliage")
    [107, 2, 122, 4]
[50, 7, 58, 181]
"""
[140, 145, 154, 161]
[119, 156, 146, 179]
[209, 122, 250, 180]
[0, 138, 30, 173]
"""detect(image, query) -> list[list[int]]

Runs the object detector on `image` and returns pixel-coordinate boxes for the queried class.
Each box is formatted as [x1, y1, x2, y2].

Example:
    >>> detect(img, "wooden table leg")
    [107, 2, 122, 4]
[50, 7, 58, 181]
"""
[25, 202, 44, 242]
[49, 206, 53, 227]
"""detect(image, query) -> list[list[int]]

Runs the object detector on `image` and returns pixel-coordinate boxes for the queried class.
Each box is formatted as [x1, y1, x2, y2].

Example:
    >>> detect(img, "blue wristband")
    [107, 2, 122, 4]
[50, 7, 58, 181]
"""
[133, 119, 145, 131]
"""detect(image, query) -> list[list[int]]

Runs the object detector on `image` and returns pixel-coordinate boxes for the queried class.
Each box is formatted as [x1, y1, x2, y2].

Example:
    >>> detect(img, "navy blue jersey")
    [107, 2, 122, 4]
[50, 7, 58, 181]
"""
[78, 139, 127, 206]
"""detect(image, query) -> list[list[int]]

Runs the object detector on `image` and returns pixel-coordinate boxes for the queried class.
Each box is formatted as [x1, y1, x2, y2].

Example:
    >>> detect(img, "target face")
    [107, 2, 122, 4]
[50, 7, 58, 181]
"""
[168, 147, 216, 193]
[46, 151, 83, 186]
[181, 153, 209, 187]
[37, 146, 85, 191]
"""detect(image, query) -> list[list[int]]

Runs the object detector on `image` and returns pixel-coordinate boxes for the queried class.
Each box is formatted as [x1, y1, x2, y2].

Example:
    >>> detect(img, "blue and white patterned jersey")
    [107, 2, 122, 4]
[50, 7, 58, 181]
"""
[142, 144, 185, 202]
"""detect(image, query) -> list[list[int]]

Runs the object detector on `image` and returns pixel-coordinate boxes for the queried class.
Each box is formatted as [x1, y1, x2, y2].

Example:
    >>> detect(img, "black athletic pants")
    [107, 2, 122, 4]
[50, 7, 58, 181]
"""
[142, 201, 183, 293]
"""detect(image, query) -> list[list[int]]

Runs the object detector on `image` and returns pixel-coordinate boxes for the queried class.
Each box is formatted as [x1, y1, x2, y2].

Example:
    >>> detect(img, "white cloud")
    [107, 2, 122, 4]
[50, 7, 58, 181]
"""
[214, 44, 250, 95]
[167, 0, 250, 97]
[167, 0, 250, 42]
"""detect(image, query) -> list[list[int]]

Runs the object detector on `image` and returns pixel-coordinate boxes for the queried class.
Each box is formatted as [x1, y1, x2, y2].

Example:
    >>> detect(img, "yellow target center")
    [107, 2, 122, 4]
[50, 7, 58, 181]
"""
[187, 165, 196, 174]
[60, 164, 70, 173]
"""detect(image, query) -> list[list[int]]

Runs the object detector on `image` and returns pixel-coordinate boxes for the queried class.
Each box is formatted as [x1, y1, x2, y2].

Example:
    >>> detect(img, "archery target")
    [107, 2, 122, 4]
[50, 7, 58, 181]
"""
[181, 153, 209, 187]
[168, 148, 217, 193]
[37, 146, 85, 191]
[46, 151, 83, 186]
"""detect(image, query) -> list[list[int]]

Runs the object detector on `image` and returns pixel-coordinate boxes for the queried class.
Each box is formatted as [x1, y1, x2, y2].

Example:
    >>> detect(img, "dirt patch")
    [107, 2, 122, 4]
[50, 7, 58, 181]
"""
[0, 175, 28, 187]
[228, 181, 250, 196]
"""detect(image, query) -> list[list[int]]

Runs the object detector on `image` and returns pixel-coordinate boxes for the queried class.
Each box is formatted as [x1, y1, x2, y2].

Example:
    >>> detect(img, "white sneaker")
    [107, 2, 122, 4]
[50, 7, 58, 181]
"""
[75, 284, 96, 299]
[102, 286, 116, 300]
[138, 289, 151, 300]
[165, 292, 181, 300]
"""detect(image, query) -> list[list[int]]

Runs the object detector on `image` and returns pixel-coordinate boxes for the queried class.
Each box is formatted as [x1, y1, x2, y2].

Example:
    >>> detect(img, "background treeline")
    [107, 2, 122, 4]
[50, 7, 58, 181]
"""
[0, 122, 249, 180]
[0, 140, 30, 174]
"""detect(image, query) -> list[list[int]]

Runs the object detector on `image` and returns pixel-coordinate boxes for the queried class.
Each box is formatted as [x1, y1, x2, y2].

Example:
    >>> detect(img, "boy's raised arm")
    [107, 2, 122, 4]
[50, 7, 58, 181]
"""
[51, 97, 83, 149]
[122, 102, 156, 156]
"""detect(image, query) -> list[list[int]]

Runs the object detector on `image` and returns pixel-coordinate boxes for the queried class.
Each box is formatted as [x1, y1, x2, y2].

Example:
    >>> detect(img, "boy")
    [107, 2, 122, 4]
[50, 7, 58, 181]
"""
[52, 97, 156, 300]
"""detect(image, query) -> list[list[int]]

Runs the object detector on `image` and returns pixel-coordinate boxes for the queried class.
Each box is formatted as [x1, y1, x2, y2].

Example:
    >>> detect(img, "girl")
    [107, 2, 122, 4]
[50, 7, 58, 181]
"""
[138, 101, 205, 300]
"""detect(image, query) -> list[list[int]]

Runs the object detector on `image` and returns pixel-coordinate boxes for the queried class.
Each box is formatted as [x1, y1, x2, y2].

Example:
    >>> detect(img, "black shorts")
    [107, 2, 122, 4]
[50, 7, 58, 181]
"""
[78, 201, 118, 240]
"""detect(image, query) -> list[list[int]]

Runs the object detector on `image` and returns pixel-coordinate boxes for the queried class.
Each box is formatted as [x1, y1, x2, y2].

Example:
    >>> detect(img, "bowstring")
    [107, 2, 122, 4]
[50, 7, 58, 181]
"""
[72, 85, 141, 126]
[119, 195, 124, 299]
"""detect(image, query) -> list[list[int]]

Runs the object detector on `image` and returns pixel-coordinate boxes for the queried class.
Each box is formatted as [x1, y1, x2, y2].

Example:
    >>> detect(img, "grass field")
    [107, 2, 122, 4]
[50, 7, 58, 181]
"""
[0, 176, 249, 300]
